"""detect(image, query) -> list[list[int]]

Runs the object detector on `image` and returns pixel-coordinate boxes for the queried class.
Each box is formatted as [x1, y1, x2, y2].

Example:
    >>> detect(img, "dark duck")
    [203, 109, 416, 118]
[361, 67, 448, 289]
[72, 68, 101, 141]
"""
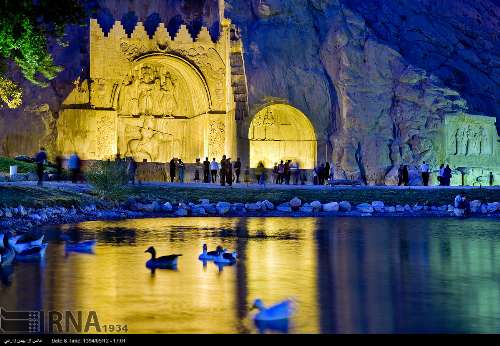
[145, 246, 181, 269]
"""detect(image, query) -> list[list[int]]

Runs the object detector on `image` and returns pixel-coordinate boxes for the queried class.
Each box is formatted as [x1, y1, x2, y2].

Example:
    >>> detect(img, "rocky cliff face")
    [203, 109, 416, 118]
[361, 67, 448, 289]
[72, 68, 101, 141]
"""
[227, 0, 499, 184]
[1, 0, 498, 184]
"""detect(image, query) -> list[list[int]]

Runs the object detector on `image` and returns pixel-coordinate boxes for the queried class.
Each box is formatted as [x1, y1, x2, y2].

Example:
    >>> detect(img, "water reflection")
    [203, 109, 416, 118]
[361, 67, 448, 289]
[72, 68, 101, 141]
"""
[0, 217, 498, 333]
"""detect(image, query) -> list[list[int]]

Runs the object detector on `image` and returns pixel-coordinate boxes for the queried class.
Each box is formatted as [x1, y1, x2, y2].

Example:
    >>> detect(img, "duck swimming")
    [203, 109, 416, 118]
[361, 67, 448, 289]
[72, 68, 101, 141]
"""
[198, 244, 225, 260]
[145, 246, 181, 269]
[213, 251, 238, 264]
[251, 299, 294, 322]
[8, 233, 44, 254]
[15, 243, 48, 262]
[65, 239, 96, 253]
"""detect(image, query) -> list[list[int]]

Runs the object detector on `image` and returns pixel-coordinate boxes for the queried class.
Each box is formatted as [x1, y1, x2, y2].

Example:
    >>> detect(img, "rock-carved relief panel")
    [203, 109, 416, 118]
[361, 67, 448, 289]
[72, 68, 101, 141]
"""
[118, 62, 185, 118]
[208, 120, 225, 159]
[449, 123, 492, 156]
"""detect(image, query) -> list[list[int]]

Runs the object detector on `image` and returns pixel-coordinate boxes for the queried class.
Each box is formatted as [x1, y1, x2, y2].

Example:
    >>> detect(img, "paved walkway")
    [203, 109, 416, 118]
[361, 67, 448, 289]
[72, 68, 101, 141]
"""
[1, 180, 499, 192]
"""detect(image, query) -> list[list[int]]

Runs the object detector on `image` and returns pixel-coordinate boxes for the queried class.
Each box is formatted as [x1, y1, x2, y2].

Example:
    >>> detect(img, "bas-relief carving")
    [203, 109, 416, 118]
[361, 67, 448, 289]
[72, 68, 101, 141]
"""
[90, 78, 118, 108]
[117, 61, 198, 118]
[208, 120, 225, 159]
[448, 123, 493, 156]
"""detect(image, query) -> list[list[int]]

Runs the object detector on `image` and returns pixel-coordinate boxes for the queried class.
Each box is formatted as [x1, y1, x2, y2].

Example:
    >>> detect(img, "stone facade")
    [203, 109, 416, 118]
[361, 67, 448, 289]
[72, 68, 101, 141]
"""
[58, 18, 237, 162]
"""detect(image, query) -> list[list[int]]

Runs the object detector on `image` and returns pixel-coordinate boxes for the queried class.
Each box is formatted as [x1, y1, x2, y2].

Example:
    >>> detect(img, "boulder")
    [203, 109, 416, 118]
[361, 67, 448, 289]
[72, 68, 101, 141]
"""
[299, 205, 314, 213]
[356, 203, 374, 213]
[175, 208, 188, 216]
[385, 206, 396, 213]
[371, 201, 384, 212]
[289, 197, 302, 210]
[470, 200, 481, 213]
[262, 200, 274, 210]
[162, 202, 173, 212]
[481, 204, 488, 214]
[216, 202, 231, 215]
[199, 199, 210, 205]
[191, 206, 206, 216]
[245, 203, 261, 212]
[487, 202, 499, 213]
[404, 204, 412, 212]
[412, 204, 423, 211]
[277, 204, 292, 212]
[396, 205, 405, 212]
[323, 202, 339, 212]
[339, 201, 351, 212]
[310, 201, 322, 210]
[453, 208, 464, 217]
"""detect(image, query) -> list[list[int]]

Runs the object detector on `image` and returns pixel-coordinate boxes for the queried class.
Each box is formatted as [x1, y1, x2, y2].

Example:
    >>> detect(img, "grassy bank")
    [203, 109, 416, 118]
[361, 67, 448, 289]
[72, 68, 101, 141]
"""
[0, 157, 36, 174]
[1, 184, 499, 209]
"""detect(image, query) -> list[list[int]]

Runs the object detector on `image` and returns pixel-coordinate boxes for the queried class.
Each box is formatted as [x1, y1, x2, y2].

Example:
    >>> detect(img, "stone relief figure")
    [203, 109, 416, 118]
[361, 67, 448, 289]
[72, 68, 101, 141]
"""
[208, 121, 225, 159]
[251, 108, 276, 140]
[118, 74, 139, 116]
[456, 125, 468, 155]
[480, 126, 492, 155]
[125, 117, 171, 162]
[118, 63, 180, 118]
[451, 123, 492, 156]
[469, 126, 481, 155]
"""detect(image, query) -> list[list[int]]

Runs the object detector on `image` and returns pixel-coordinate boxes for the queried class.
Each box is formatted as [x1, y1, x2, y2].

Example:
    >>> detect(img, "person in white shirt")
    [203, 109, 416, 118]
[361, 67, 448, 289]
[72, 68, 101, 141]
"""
[210, 158, 219, 183]
[420, 161, 430, 186]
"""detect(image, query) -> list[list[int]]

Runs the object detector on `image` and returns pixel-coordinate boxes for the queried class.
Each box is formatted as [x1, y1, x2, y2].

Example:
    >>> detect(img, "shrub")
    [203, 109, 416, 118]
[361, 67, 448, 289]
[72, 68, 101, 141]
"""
[85, 160, 129, 200]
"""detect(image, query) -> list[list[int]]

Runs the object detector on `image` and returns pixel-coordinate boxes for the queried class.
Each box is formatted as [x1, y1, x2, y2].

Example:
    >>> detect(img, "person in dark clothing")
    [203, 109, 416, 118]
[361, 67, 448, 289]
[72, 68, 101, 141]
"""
[127, 157, 137, 185]
[277, 160, 284, 184]
[55, 155, 63, 181]
[318, 163, 326, 185]
[35, 147, 47, 187]
[284, 160, 290, 185]
[234, 158, 242, 183]
[324, 162, 331, 185]
[220, 155, 227, 186]
[397, 165, 404, 186]
[194, 158, 201, 182]
[203, 157, 210, 183]
[226, 158, 233, 186]
[402, 165, 409, 186]
[443, 164, 452, 186]
[169, 158, 176, 182]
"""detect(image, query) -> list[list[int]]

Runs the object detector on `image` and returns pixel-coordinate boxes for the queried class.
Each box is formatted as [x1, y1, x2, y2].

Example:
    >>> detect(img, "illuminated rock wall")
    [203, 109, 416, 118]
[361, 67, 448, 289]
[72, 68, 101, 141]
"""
[57, 18, 237, 162]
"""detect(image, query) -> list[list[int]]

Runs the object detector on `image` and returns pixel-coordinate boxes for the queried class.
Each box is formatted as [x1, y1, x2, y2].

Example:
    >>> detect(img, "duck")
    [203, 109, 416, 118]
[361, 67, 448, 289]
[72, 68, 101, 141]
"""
[213, 250, 238, 264]
[251, 299, 294, 322]
[145, 246, 182, 269]
[8, 233, 45, 254]
[198, 244, 225, 261]
[15, 243, 48, 262]
[65, 239, 96, 253]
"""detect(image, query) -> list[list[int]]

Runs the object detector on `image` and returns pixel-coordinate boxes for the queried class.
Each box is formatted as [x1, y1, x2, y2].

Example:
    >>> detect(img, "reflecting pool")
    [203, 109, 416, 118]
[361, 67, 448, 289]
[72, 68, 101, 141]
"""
[0, 217, 499, 333]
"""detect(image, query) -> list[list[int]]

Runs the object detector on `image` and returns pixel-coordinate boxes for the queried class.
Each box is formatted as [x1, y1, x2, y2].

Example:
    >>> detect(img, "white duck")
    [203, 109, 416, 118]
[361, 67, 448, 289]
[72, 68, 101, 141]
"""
[8, 234, 45, 254]
[213, 250, 238, 264]
[251, 299, 294, 321]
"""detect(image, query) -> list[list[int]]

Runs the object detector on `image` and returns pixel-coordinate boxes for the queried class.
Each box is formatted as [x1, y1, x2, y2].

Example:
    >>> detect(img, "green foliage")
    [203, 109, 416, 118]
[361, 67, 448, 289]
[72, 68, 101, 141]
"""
[85, 161, 129, 200]
[0, 76, 22, 108]
[0, 156, 36, 173]
[0, 0, 85, 106]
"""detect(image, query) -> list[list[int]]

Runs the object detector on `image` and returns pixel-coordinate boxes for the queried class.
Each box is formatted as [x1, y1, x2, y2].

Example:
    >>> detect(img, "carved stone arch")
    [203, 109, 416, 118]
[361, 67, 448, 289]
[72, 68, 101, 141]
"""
[248, 103, 317, 169]
[114, 53, 212, 118]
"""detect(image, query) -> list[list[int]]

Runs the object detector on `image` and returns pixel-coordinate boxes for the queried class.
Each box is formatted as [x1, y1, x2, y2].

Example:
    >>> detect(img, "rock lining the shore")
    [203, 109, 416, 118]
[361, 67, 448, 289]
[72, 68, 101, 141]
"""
[1, 197, 499, 234]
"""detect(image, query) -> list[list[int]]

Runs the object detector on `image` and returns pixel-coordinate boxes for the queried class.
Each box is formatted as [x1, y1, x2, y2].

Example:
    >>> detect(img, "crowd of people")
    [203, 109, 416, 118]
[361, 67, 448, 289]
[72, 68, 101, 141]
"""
[397, 161, 454, 187]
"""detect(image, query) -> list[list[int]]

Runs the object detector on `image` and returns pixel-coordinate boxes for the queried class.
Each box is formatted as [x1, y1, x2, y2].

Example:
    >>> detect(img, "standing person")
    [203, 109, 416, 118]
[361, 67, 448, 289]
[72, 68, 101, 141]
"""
[178, 159, 185, 183]
[277, 161, 285, 184]
[194, 158, 201, 183]
[226, 158, 233, 186]
[319, 163, 326, 185]
[256, 161, 265, 185]
[203, 157, 210, 183]
[210, 158, 218, 183]
[234, 157, 242, 183]
[127, 157, 137, 185]
[444, 164, 452, 186]
[244, 165, 251, 186]
[401, 165, 409, 186]
[220, 155, 227, 186]
[169, 158, 176, 182]
[438, 164, 445, 186]
[325, 162, 331, 185]
[68, 152, 81, 184]
[329, 164, 335, 186]
[397, 165, 404, 186]
[313, 166, 319, 185]
[55, 154, 64, 181]
[420, 161, 430, 186]
[35, 147, 47, 187]
[272, 163, 278, 184]
[284, 160, 291, 185]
